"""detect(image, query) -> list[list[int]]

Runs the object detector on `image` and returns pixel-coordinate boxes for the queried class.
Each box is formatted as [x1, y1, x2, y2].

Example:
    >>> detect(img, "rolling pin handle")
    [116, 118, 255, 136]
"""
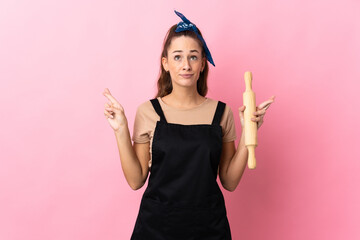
[247, 145, 256, 169]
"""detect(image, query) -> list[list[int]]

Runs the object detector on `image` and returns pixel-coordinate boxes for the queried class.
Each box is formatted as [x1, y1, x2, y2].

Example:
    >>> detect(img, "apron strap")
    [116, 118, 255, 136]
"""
[150, 98, 167, 123]
[211, 101, 226, 125]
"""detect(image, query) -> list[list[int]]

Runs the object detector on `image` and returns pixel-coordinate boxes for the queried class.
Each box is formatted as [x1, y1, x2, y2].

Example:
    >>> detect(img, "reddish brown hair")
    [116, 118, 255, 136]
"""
[154, 24, 209, 98]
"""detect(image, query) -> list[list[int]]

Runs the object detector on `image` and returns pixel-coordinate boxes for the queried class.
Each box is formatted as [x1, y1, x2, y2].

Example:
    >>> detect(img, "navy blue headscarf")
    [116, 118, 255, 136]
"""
[174, 10, 215, 67]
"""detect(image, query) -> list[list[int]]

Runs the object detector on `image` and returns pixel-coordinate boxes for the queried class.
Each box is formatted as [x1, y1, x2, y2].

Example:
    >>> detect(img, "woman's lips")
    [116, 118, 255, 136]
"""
[180, 74, 194, 78]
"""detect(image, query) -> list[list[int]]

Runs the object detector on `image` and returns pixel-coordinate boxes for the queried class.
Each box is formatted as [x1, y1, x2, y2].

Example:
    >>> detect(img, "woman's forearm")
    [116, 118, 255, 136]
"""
[226, 129, 248, 191]
[114, 121, 143, 190]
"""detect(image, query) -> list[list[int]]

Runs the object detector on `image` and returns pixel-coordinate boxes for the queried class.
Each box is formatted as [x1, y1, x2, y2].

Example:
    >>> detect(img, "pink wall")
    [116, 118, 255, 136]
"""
[1, 0, 359, 239]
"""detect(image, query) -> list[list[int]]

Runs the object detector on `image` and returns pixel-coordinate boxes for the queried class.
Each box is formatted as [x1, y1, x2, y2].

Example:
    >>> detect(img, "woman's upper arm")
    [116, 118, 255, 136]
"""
[133, 141, 151, 186]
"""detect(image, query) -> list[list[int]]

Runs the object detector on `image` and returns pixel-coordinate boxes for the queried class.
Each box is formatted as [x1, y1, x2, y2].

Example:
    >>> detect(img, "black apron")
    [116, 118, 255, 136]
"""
[130, 98, 232, 240]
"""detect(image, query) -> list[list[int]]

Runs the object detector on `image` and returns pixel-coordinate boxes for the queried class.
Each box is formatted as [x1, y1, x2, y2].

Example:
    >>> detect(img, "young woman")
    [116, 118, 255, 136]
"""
[103, 10, 275, 240]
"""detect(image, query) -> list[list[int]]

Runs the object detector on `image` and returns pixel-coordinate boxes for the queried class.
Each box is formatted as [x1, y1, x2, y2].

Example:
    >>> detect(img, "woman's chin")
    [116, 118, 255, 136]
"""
[175, 81, 197, 88]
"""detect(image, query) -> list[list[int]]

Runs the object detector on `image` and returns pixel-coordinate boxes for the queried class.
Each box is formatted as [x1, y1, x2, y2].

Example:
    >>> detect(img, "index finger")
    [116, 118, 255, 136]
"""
[259, 96, 275, 110]
[103, 88, 118, 104]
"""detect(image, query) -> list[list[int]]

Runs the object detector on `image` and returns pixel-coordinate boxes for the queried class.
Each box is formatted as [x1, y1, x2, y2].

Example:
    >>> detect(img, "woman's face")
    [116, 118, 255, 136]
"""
[162, 35, 205, 89]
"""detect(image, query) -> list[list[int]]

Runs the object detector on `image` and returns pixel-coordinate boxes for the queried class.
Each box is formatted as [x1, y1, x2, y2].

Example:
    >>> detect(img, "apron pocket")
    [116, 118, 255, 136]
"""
[164, 206, 197, 237]
[140, 197, 167, 232]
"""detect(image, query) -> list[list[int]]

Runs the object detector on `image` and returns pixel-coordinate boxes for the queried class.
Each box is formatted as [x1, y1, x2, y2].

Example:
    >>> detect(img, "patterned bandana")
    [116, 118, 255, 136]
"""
[174, 10, 215, 67]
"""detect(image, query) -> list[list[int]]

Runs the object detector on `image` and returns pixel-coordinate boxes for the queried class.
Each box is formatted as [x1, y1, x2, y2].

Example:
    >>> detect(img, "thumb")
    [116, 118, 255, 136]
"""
[238, 105, 246, 112]
[238, 106, 246, 120]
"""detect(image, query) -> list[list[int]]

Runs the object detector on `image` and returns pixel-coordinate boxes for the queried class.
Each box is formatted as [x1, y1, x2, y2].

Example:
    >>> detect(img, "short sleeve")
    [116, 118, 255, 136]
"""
[132, 105, 151, 143]
[221, 105, 237, 142]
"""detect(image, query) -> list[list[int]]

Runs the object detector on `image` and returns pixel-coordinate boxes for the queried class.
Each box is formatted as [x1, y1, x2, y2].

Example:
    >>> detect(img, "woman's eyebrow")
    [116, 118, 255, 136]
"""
[172, 50, 200, 54]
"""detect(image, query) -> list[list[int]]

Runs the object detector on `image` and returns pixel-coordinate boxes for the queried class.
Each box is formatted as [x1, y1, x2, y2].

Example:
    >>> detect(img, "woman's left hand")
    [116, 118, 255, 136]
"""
[239, 95, 275, 129]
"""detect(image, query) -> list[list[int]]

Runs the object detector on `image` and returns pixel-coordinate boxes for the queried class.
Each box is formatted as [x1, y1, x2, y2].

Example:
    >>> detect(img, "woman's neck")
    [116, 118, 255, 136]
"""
[161, 91, 206, 109]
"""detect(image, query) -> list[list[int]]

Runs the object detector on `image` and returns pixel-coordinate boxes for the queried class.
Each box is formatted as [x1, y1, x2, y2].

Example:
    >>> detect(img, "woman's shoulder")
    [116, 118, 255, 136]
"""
[136, 97, 162, 110]
[136, 99, 154, 115]
[211, 97, 227, 105]
[197, 97, 233, 118]
[209, 98, 234, 120]
[135, 99, 160, 121]
[207, 97, 231, 109]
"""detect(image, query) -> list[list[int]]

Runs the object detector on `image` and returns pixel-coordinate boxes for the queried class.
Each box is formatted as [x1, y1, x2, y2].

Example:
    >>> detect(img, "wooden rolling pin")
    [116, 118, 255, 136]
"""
[243, 71, 258, 169]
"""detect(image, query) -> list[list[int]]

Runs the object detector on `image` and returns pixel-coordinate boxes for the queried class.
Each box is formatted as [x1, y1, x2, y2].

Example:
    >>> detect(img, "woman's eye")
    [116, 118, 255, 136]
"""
[174, 55, 198, 61]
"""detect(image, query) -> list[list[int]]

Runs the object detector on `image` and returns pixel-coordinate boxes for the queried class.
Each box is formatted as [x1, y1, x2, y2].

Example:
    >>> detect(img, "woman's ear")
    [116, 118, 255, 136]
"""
[162, 57, 168, 72]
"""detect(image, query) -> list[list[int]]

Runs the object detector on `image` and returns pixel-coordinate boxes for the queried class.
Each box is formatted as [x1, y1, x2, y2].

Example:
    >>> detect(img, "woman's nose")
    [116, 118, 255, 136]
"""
[182, 58, 191, 70]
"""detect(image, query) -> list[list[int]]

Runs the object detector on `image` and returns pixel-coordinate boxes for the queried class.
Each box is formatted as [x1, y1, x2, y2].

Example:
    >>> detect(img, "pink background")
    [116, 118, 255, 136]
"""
[1, 0, 359, 239]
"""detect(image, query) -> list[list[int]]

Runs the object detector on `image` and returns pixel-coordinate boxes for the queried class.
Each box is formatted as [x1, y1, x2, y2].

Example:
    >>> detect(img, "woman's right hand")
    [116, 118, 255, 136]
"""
[103, 88, 128, 132]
